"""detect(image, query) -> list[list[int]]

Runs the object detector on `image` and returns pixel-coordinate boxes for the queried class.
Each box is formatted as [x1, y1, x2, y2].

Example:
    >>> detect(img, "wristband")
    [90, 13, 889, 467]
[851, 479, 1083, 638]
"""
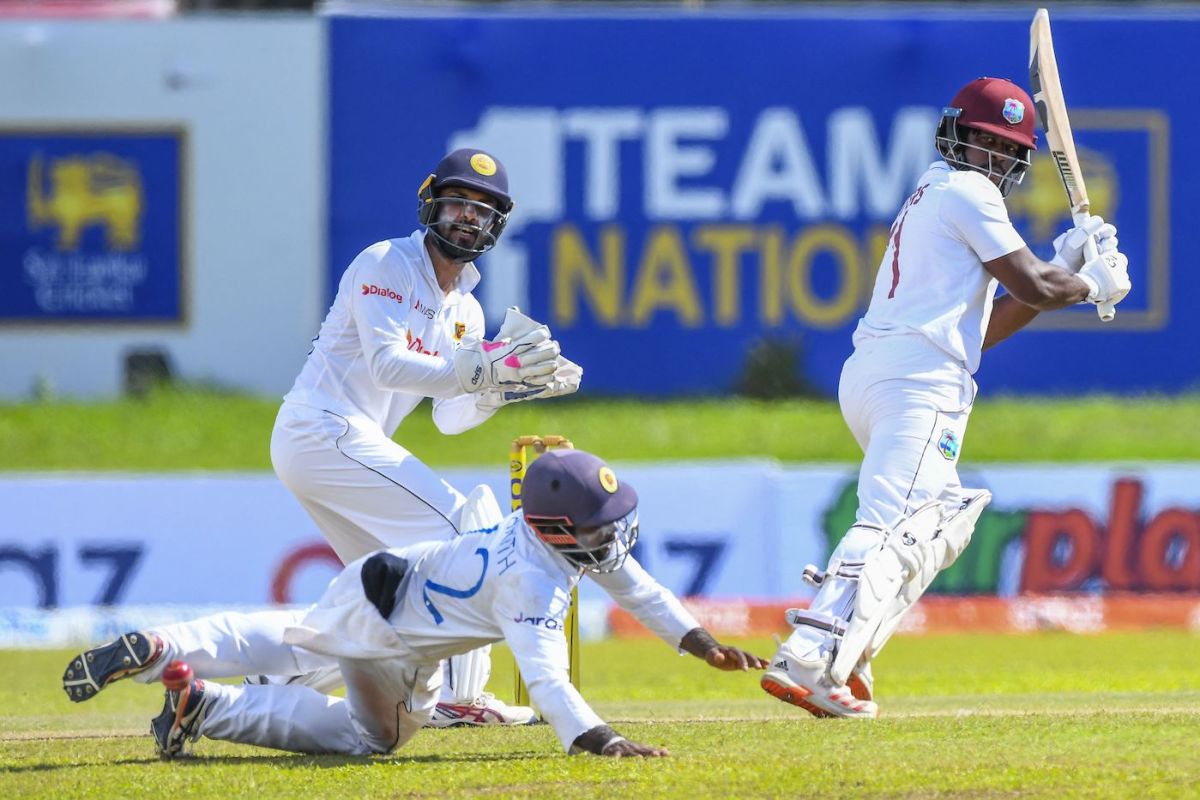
[570, 724, 625, 755]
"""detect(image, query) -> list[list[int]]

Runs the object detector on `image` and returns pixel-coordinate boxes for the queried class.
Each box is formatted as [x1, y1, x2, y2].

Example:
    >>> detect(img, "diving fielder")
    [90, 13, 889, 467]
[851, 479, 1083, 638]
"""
[762, 77, 1131, 718]
[269, 148, 581, 724]
[64, 450, 767, 758]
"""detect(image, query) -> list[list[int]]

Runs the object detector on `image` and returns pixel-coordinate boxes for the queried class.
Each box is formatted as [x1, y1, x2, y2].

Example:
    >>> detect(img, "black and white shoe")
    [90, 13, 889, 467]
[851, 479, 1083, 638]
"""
[62, 631, 163, 703]
[151, 671, 212, 759]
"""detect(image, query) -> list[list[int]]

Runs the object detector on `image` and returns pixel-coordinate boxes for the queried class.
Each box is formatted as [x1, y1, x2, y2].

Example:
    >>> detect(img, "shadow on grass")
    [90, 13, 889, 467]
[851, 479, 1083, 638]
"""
[1, 749, 551, 775]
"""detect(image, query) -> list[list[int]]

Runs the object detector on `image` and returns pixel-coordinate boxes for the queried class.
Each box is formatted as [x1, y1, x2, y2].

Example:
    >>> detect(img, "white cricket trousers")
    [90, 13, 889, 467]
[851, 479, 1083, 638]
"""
[271, 402, 466, 564]
[839, 334, 976, 530]
[135, 609, 441, 755]
[803, 334, 977, 630]
[270, 403, 489, 705]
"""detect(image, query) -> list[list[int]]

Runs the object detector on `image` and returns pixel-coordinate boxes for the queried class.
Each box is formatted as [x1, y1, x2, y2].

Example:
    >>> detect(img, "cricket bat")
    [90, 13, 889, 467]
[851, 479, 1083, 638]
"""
[1029, 8, 1115, 322]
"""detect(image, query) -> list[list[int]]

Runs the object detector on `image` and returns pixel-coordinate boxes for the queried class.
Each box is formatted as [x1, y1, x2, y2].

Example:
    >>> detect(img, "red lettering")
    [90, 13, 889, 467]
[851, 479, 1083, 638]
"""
[270, 543, 342, 604]
[361, 284, 403, 303]
[886, 183, 929, 299]
[1138, 510, 1200, 591]
[1101, 478, 1141, 590]
[1021, 510, 1101, 592]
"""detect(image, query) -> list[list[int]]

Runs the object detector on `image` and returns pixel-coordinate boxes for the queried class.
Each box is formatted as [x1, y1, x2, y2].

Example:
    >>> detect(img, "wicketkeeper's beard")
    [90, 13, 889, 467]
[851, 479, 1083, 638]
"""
[429, 220, 493, 263]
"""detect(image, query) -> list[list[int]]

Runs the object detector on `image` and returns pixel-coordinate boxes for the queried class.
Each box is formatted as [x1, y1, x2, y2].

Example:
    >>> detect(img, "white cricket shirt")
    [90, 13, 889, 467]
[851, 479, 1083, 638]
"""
[282, 230, 490, 436]
[853, 161, 1026, 373]
[313, 512, 701, 752]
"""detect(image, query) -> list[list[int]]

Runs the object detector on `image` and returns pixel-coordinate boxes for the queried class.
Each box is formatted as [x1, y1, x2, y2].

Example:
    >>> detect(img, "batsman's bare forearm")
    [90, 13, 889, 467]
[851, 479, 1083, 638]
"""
[983, 247, 1091, 311]
[983, 294, 1042, 350]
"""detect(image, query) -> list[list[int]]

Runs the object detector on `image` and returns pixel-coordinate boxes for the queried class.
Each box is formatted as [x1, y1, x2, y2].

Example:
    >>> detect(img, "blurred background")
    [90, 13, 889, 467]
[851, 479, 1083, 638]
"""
[1, 1, 1197, 647]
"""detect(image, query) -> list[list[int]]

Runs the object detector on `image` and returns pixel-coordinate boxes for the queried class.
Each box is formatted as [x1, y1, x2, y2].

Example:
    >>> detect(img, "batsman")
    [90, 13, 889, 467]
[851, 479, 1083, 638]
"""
[762, 76, 1132, 718]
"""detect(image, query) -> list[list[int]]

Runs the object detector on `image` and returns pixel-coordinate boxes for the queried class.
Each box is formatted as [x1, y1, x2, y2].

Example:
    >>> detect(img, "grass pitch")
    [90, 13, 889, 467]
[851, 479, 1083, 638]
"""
[3, 632, 1197, 798]
[3, 388, 1199, 469]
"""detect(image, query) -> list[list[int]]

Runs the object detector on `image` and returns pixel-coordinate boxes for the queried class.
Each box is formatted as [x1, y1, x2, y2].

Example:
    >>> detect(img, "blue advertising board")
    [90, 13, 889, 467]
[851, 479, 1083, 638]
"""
[328, 11, 1191, 396]
[0, 128, 184, 324]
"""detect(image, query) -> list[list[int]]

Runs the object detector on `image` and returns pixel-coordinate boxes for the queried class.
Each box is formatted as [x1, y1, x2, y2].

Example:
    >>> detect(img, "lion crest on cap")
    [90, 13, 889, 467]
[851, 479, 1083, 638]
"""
[469, 153, 497, 176]
[598, 466, 619, 494]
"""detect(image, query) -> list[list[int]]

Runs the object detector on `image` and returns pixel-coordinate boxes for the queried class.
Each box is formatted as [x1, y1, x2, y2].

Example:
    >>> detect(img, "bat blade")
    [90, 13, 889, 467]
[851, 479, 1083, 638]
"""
[1029, 8, 1089, 218]
[1029, 8, 1114, 321]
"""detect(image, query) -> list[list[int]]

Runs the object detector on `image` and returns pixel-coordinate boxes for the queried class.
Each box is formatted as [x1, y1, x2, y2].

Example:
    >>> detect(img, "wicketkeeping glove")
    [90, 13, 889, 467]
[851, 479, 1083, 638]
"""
[452, 329, 559, 393]
[474, 357, 583, 412]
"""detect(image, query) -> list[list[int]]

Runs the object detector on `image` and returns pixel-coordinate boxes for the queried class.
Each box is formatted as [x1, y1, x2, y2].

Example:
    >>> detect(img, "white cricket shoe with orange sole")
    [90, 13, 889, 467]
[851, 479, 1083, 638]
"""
[761, 641, 878, 719]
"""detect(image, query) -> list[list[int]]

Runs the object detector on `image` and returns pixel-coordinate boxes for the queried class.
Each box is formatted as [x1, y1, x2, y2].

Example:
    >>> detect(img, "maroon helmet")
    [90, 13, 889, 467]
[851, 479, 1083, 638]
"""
[936, 77, 1036, 196]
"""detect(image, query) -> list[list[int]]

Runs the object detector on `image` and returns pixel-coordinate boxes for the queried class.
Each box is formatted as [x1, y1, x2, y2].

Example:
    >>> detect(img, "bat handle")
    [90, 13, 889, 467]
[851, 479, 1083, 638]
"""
[1074, 210, 1116, 323]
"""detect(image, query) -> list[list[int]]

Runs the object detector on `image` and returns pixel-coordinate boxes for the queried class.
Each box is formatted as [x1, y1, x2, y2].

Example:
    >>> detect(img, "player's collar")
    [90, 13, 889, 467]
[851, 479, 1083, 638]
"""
[456, 261, 481, 294]
[417, 230, 481, 296]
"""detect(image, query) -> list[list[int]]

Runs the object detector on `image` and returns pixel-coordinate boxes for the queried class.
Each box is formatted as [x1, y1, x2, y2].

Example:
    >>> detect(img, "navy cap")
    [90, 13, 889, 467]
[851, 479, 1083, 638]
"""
[523, 449, 638, 529]
[430, 148, 513, 212]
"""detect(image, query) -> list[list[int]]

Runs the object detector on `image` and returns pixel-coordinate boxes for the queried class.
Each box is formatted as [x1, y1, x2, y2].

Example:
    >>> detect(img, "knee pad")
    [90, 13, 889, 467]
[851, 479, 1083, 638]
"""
[828, 491, 991, 686]
[803, 524, 884, 622]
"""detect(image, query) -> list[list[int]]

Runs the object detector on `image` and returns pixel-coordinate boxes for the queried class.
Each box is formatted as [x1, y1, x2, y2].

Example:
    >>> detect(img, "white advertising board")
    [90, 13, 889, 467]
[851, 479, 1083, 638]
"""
[3, 463, 1198, 612]
[0, 18, 325, 398]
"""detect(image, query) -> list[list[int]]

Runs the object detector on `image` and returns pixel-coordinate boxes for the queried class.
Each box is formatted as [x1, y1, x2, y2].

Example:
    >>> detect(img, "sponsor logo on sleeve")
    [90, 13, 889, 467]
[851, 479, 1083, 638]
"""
[361, 283, 404, 304]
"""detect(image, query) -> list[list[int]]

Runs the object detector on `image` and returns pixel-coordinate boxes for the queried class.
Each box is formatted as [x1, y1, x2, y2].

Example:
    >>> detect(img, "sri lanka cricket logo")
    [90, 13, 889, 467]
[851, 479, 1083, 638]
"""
[27, 152, 144, 251]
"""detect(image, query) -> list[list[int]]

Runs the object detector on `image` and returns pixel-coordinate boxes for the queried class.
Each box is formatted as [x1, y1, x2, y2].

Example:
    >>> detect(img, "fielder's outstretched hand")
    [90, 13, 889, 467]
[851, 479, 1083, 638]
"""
[703, 644, 769, 672]
[601, 738, 670, 758]
[572, 724, 668, 758]
[679, 627, 769, 672]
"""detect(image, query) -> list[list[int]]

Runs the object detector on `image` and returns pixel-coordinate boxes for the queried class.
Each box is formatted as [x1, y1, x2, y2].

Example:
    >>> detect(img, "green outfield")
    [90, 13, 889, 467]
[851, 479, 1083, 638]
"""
[2, 632, 1197, 799]
[3, 391, 1198, 796]
[3, 388, 1199, 469]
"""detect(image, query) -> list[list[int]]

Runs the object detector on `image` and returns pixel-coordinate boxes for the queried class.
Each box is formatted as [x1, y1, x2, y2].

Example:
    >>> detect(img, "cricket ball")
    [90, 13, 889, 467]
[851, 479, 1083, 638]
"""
[161, 660, 193, 691]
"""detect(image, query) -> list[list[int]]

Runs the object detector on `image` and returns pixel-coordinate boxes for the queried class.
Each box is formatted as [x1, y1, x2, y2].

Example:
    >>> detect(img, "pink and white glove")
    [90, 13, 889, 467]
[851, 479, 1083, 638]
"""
[543, 356, 583, 398]
[474, 356, 583, 412]
[452, 328, 559, 393]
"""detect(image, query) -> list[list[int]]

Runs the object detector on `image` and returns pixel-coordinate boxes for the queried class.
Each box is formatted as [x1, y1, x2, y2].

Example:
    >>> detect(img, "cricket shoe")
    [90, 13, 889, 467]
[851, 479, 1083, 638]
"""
[847, 659, 874, 702]
[151, 661, 214, 759]
[63, 630, 163, 703]
[425, 693, 539, 728]
[761, 641, 878, 719]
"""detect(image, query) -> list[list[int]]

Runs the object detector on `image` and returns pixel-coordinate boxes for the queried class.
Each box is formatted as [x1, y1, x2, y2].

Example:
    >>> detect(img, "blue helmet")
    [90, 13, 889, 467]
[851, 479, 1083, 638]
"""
[417, 148, 514, 262]
[523, 449, 640, 574]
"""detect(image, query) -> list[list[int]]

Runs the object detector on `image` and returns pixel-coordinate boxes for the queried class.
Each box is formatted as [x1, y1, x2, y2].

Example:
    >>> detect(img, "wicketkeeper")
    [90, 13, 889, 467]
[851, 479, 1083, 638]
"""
[268, 147, 582, 725]
[64, 449, 767, 758]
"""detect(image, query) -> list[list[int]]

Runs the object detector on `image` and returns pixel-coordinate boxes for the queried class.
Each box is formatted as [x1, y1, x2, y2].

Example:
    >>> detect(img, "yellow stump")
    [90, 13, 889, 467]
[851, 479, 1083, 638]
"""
[509, 435, 580, 705]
